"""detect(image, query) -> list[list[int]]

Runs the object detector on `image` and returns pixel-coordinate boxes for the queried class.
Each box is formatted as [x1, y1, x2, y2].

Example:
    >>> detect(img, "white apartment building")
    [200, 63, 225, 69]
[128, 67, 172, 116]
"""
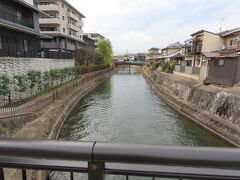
[84, 33, 105, 48]
[35, 0, 85, 52]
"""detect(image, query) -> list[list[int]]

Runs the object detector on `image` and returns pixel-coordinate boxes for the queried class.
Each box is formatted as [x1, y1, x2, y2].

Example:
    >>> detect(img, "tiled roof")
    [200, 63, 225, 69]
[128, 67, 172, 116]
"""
[202, 49, 240, 58]
[166, 42, 184, 49]
[219, 27, 240, 37]
[149, 47, 159, 50]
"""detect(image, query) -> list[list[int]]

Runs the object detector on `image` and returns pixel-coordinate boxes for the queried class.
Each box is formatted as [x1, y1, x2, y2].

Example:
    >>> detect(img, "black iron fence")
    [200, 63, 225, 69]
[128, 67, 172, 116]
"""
[0, 139, 239, 180]
[38, 51, 74, 59]
[0, 9, 33, 28]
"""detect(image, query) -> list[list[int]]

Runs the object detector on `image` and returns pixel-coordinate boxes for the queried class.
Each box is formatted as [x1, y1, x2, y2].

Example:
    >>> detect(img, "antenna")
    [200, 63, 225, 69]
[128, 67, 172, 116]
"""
[219, 16, 227, 33]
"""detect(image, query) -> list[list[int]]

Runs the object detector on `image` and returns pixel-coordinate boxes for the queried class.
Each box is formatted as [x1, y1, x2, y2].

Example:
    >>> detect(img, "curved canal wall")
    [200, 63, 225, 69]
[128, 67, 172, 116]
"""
[144, 69, 240, 146]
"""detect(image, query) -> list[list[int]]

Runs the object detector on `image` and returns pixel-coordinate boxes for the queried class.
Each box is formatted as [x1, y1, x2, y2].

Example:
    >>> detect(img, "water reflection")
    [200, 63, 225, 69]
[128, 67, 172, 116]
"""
[52, 69, 231, 180]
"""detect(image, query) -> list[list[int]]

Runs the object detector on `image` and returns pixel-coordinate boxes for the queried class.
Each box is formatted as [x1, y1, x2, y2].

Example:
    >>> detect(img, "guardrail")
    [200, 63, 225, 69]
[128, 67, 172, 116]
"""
[0, 139, 239, 180]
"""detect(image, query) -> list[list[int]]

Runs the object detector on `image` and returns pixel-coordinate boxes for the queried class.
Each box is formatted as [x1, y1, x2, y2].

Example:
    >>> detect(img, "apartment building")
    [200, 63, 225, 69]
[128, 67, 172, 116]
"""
[35, 0, 85, 53]
[184, 30, 223, 67]
[0, 0, 46, 57]
[84, 33, 105, 48]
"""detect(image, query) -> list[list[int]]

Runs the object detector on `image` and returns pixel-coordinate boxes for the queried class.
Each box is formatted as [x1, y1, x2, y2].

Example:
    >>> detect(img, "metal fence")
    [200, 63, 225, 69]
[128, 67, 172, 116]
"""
[0, 139, 239, 180]
[175, 65, 200, 75]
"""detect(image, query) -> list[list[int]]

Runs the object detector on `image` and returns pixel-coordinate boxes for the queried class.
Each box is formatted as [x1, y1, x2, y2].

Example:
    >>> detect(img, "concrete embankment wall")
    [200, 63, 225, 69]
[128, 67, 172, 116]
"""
[144, 70, 240, 146]
[0, 68, 114, 139]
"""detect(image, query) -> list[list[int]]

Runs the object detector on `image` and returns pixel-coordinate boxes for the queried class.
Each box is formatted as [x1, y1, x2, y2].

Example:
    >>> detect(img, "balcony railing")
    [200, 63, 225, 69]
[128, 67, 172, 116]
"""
[0, 139, 239, 180]
[0, 9, 33, 28]
[237, 41, 240, 51]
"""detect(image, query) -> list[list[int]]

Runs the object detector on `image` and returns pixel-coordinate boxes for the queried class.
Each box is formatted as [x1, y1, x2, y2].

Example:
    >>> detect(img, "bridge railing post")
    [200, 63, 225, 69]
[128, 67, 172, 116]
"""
[88, 162, 105, 180]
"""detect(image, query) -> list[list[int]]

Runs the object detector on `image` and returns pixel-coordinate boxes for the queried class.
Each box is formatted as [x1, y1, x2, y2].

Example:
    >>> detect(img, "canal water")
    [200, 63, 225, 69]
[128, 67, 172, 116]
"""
[51, 68, 230, 180]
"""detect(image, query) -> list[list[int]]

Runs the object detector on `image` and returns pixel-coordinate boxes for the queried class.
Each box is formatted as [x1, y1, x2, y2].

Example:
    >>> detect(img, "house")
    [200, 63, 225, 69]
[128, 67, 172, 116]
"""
[162, 42, 184, 62]
[146, 48, 161, 63]
[84, 33, 105, 48]
[0, 0, 47, 57]
[83, 35, 95, 50]
[203, 28, 240, 86]
[184, 30, 223, 67]
[135, 53, 146, 62]
[35, 0, 86, 53]
[162, 42, 184, 57]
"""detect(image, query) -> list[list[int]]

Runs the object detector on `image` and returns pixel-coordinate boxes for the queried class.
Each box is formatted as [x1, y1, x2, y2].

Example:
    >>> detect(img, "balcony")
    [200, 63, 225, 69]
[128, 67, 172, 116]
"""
[37, 4, 60, 12]
[67, 43, 76, 51]
[68, 23, 79, 32]
[39, 17, 60, 25]
[0, 9, 33, 28]
[40, 41, 65, 49]
[237, 41, 240, 51]
[0, 139, 239, 180]
[68, 11, 79, 21]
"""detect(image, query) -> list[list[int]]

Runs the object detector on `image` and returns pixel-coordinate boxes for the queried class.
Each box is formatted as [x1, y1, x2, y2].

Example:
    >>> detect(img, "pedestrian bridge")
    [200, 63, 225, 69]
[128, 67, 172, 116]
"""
[114, 61, 145, 66]
[0, 139, 239, 180]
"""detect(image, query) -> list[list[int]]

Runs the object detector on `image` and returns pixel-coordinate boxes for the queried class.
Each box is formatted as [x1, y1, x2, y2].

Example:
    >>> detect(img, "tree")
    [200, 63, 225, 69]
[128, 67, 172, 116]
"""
[0, 75, 10, 104]
[14, 75, 27, 101]
[97, 39, 113, 65]
[27, 70, 42, 94]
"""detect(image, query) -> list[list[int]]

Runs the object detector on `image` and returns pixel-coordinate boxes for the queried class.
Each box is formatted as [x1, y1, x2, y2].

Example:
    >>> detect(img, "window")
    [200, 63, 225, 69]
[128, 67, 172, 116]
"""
[63, 28, 65, 33]
[24, 40, 28, 52]
[229, 38, 237, 46]
[16, 11, 22, 18]
[62, 3, 64, 8]
[62, 16, 65, 20]
[0, 35, 2, 50]
[218, 59, 224, 66]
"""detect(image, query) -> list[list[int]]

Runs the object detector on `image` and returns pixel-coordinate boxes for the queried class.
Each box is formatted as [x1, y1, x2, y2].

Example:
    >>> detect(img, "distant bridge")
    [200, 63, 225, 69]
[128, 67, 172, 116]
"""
[114, 61, 145, 66]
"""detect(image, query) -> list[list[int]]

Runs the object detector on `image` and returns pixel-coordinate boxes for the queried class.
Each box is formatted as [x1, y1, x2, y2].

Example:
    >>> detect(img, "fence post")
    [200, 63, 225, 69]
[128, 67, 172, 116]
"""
[56, 90, 59, 99]
[88, 162, 105, 180]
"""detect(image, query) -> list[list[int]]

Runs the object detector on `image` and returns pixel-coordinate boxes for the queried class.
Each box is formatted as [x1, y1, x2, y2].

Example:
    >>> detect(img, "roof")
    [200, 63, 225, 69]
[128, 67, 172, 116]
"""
[149, 48, 159, 51]
[190, 29, 218, 37]
[165, 42, 184, 49]
[0, 21, 50, 38]
[202, 49, 240, 59]
[164, 50, 182, 58]
[84, 33, 105, 39]
[62, 0, 86, 18]
[13, 0, 49, 17]
[219, 27, 240, 37]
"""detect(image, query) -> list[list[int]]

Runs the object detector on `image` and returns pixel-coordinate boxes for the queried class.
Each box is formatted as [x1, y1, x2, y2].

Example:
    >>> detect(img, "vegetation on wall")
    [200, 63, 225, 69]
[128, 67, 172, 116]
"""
[162, 61, 176, 74]
[0, 64, 110, 105]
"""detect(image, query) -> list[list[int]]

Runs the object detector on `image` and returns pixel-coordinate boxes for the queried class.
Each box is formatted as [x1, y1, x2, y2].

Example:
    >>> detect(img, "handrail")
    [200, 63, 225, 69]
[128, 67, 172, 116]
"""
[0, 139, 239, 180]
[0, 139, 239, 168]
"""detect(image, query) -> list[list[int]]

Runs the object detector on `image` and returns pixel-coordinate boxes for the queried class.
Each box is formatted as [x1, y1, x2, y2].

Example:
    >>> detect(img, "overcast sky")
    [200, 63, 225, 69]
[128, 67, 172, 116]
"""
[68, 0, 240, 55]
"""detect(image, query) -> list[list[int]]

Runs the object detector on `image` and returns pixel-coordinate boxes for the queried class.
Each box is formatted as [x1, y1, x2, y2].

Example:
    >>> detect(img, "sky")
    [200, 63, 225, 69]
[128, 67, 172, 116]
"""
[68, 0, 240, 55]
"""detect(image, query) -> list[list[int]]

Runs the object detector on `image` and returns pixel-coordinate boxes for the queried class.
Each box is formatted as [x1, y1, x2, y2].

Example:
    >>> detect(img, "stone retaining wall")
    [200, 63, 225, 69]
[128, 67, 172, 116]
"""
[144, 69, 240, 146]
[0, 57, 74, 77]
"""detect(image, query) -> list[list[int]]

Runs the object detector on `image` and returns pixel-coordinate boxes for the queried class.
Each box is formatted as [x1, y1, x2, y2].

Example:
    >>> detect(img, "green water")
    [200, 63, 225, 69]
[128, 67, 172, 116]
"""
[52, 69, 231, 180]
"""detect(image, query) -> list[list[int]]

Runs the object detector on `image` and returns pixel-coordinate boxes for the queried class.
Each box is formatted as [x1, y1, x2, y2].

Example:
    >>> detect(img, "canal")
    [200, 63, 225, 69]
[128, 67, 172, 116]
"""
[52, 68, 231, 179]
